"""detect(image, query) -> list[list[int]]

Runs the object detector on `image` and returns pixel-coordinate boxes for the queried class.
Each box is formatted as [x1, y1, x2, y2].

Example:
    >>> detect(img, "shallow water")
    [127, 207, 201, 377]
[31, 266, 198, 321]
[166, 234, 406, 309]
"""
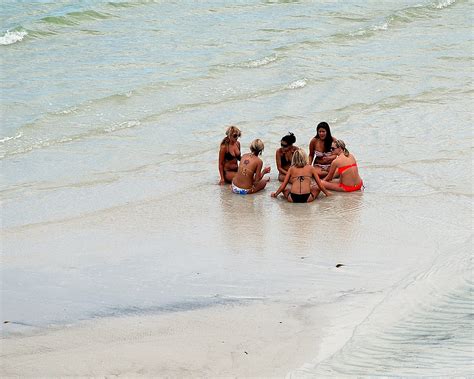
[1, 0, 473, 376]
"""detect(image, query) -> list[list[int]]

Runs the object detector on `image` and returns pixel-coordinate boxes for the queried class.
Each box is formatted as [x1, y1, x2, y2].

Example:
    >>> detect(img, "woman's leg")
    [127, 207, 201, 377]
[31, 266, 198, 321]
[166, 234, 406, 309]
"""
[321, 180, 344, 192]
[314, 166, 327, 178]
[249, 177, 270, 194]
[310, 185, 321, 199]
[224, 170, 237, 183]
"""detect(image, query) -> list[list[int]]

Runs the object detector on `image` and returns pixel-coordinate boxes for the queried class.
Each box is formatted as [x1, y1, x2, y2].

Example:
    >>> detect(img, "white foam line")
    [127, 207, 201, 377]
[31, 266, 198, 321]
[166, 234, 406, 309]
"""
[0, 132, 23, 143]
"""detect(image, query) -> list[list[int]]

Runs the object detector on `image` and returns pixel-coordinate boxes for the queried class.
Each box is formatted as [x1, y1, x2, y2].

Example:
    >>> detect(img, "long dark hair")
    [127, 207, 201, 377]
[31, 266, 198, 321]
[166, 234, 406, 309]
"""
[316, 122, 333, 152]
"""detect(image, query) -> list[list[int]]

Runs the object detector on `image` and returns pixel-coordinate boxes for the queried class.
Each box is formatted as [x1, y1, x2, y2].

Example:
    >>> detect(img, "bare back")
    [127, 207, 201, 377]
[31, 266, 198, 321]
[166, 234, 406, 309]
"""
[232, 153, 263, 189]
[288, 165, 317, 194]
[333, 154, 361, 186]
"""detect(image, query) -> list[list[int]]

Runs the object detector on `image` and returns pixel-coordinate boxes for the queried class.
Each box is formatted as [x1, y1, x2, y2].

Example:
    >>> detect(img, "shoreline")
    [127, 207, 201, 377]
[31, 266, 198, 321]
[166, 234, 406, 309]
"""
[1, 300, 335, 377]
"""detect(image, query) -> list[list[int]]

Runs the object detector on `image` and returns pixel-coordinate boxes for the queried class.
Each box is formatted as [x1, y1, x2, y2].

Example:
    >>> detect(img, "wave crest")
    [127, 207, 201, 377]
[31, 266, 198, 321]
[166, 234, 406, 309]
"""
[0, 132, 23, 143]
[286, 78, 307, 89]
[244, 55, 278, 68]
[0, 30, 28, 45]
[433, 0, 456, 9]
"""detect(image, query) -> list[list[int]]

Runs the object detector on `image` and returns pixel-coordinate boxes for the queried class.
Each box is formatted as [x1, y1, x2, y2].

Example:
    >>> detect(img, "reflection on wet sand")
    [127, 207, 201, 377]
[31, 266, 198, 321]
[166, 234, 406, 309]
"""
[217, 183, 365, 261]
[217, 185, 269, 256]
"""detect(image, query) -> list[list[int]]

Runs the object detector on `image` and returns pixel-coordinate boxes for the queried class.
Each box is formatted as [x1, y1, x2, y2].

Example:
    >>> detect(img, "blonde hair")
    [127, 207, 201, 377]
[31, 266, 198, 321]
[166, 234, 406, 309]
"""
[335, 139, 350, 157]
[250, 139, 264, 156]
[221, 125, 241, 146]
[291, 148, 308, 168]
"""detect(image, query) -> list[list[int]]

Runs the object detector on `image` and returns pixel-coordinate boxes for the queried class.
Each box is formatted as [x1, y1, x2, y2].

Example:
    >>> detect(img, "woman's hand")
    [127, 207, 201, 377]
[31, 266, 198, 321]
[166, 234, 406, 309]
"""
[264, 166, 271, 174]
[219, 179, 226, 185]
[271, 192, 278, 198]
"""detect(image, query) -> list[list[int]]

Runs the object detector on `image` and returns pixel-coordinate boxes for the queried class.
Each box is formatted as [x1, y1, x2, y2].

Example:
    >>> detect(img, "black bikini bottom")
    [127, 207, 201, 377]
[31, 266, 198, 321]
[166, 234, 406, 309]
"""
[290, 193, 311, 203]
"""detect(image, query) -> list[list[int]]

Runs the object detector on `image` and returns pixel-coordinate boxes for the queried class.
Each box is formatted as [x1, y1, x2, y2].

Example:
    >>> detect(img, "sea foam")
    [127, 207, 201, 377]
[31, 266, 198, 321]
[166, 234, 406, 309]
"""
[0, 30, 28, 45]
[286, 78, 307, 89]
[0, 132, 23, 143]
[433, 0, 456, 9]
[244, 55, 278, 68]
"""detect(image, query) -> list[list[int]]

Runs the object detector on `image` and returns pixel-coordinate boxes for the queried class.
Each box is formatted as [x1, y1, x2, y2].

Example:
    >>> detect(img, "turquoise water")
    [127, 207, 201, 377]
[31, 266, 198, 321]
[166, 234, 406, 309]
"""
[1, 0, 472, 376]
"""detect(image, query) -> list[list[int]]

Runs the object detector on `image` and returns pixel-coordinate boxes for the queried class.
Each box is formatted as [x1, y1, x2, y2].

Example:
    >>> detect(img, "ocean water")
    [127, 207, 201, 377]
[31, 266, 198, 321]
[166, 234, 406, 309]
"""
[1, 0, 472, 376]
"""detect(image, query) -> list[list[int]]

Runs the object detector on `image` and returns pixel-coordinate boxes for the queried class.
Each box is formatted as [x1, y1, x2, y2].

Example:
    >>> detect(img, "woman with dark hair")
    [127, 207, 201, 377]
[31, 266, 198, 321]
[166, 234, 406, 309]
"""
[308, 121, 337, 177]
[321, 139, 363, 192]
[271, 149, 329, 203]
[275, 132, 298, 182]
[231, 139, 271, 195]
[218, 125, 241, 184]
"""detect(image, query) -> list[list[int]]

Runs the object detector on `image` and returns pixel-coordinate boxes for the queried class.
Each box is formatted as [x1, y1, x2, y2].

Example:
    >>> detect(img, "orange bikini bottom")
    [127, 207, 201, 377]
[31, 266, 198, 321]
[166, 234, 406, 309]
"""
[339, 180, 363, 192]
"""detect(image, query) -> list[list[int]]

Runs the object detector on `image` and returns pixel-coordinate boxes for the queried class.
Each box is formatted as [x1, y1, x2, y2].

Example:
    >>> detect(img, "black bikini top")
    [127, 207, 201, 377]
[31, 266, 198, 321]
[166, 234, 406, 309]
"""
[224, 151, 241, 161]
[291, 175, 312, 193]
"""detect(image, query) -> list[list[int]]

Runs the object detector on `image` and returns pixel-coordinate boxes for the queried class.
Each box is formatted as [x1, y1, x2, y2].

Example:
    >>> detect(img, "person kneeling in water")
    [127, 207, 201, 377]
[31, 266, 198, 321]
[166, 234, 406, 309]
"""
[231, 139, 271, 195]
[271, 148, 330, 202]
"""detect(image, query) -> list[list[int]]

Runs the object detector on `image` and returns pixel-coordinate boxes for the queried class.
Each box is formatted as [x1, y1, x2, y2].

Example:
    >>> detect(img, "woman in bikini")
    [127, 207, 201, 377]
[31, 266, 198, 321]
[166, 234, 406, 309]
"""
[231, 139, 271, 195]
[308, 121, 337, 177]
[321, 139, 363, 192]
[276, 132, 298, 182]
[271, 148, 330, 203]
[218, 126, 241, 184]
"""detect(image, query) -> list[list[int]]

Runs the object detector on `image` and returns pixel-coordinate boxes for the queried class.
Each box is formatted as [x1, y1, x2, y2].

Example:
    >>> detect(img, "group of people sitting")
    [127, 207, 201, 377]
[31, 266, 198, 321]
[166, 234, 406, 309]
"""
[218, 122, 363, 203]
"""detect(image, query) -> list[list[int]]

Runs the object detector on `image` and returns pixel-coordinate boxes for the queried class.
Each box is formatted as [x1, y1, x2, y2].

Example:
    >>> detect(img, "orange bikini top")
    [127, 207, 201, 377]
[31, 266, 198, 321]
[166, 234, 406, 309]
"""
[338, 163, 357, 175]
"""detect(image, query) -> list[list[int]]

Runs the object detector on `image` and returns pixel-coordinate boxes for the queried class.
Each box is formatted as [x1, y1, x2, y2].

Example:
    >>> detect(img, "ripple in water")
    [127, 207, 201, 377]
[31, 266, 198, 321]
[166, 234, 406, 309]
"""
[293, 243, 473, 377]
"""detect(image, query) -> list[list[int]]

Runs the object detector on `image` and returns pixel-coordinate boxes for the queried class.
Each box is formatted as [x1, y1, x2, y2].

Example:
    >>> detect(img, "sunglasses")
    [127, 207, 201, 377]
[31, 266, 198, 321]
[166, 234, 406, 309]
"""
[330, 146, 337, 151]
[281, 143, 289, 148]
[232, 134, 240, 138]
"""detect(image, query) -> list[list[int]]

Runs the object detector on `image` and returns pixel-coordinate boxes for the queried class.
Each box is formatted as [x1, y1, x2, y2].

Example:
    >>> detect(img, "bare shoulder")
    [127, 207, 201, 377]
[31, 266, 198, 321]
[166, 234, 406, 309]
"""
[241, 153, 252, 161]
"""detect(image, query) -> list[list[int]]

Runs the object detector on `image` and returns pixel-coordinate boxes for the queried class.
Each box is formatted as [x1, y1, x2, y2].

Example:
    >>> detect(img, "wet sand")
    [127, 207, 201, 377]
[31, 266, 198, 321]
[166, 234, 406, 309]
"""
[1, 300, 351, 377]
[2, 179, 471, 376]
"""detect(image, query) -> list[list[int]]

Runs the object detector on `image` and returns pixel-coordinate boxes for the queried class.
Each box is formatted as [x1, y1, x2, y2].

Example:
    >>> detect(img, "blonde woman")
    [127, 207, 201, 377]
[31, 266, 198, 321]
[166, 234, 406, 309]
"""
[271, 149, 329, 203]
[322, 139, 363, 192]
[218, 126, 241, 184]
[231, 139, 271, 195]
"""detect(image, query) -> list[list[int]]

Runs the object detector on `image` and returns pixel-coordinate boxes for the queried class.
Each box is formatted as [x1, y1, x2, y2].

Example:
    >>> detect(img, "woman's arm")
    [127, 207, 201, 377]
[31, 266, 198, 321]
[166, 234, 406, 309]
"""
[323, 161, 337, 182]
[275, 149, 286, 175]
[313, 168, 330, 196]
[255, 159, 271, 183]
[218, 145, 226, 184]
[308, 139, 316, 165]
[320, 153, 337, 165]
[272, 169, 291, 197]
